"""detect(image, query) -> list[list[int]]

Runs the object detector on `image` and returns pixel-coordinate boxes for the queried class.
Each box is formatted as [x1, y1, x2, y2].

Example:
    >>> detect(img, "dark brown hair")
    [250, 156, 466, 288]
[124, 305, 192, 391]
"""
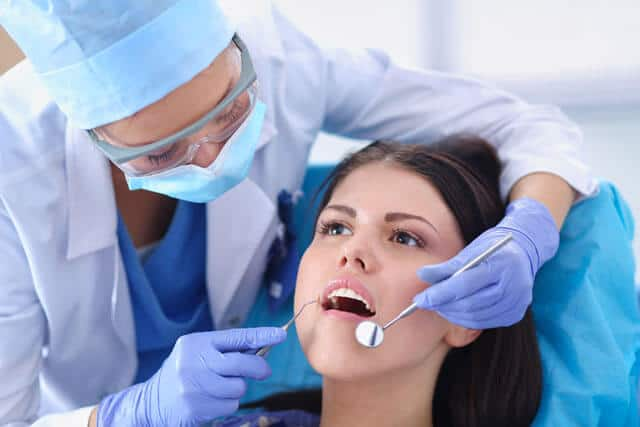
[244, 135, 542, 426]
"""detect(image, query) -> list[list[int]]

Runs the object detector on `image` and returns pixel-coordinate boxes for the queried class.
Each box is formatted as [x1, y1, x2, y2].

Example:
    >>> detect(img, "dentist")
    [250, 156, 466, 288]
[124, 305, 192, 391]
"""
[0, 1, 595, 426]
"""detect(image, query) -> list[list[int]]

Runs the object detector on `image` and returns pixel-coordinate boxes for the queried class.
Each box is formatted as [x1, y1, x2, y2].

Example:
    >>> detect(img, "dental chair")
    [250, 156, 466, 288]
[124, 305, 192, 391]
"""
[243, 164, 640, 426]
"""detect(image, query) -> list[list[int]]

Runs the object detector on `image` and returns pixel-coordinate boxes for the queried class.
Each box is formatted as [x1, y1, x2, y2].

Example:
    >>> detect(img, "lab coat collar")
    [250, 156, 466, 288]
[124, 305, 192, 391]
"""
[65, 125, 118, 260]
[206, 116, 278, 327]
[206, 177, 277, 328]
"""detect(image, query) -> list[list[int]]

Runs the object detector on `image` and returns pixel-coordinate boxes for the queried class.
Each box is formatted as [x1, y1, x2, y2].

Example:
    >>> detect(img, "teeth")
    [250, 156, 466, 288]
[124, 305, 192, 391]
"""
[327, 288, 372, 311]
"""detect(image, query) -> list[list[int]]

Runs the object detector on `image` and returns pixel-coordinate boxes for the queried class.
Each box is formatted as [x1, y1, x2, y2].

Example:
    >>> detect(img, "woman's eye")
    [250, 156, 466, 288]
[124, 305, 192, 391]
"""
[318, 221, 353, 236]
[392, 230, 424, 248]
[329, 223, 349, 236]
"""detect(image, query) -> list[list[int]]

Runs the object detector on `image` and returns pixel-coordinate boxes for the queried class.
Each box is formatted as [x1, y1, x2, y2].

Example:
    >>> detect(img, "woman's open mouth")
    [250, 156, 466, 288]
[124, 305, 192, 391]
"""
[321, 278, 376, 318]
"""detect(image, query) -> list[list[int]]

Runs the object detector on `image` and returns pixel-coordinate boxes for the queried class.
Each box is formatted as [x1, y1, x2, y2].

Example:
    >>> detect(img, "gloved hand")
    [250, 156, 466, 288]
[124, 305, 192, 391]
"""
[414, 198, 559, 329]
[97, 327, 286, 427]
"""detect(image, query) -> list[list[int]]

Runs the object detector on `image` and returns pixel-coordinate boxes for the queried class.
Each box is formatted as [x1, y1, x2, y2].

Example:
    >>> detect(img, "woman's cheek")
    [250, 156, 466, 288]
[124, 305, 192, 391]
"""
[392, 309, 449, 359]
[295, 249, 319, 304]
[293, 248, 322, 346]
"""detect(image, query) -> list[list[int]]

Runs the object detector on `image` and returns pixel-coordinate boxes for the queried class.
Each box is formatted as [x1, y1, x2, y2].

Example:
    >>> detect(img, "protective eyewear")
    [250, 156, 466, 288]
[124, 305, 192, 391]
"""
[87, 34, 257, 177]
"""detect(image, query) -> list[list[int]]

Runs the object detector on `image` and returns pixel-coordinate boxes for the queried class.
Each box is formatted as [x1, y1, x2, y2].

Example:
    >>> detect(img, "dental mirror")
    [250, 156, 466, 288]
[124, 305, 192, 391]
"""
[355, 233, 513, 348]
[355, 320, 384, 347]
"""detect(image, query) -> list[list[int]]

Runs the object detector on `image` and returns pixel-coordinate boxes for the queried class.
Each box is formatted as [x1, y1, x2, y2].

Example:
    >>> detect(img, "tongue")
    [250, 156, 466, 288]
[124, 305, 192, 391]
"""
[332, 297, 374, 317]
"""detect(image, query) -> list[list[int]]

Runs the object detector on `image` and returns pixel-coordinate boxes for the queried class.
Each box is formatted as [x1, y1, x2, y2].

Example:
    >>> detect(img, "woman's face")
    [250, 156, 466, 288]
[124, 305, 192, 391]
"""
[295, 161, 468, 381]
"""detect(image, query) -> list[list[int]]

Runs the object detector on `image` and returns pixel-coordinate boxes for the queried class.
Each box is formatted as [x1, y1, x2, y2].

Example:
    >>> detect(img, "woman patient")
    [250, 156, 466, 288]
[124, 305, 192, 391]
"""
[225, 136, 542, 426]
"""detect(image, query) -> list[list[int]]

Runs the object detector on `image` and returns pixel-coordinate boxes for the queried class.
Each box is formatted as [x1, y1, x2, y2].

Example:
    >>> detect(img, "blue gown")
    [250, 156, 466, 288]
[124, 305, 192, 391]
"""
[212, 410, 319, 427]
[116, 200, 213, 383]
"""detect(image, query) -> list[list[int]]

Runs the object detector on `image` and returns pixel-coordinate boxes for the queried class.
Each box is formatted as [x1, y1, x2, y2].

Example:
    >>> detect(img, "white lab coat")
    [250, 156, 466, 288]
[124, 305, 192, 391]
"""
[0, 2, 596, 426]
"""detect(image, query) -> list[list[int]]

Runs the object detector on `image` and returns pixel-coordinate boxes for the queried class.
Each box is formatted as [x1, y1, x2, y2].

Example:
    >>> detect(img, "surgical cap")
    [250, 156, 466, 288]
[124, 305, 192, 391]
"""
[0, 0, 236, 129]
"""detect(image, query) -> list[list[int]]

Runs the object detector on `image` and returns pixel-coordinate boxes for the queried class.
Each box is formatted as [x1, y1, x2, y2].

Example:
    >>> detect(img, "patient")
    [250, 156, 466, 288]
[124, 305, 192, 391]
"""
[227, 136, 542, 426]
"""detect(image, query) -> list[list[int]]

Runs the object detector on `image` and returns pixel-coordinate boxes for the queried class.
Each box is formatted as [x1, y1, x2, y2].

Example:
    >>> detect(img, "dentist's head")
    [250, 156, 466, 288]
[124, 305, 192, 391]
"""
[1, 1, 265, 202]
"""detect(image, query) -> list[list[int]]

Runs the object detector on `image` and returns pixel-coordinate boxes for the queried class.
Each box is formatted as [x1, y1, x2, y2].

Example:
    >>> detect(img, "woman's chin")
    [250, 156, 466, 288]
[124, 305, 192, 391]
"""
[308, 349, 375, 382]
[300, 319, 381, 381]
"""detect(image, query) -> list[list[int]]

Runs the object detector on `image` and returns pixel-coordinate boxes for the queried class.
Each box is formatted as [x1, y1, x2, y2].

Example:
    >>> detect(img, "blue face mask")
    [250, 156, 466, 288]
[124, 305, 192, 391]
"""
[126, 101, 266, 203]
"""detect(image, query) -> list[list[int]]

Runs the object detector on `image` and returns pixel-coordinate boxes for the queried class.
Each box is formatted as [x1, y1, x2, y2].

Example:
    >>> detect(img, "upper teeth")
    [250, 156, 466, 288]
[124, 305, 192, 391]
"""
[328, 288, 372, 311]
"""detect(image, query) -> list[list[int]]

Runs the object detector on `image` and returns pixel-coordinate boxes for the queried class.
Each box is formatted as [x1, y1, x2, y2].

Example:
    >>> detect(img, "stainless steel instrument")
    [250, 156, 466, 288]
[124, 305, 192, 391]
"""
[355, 233, 513, 348]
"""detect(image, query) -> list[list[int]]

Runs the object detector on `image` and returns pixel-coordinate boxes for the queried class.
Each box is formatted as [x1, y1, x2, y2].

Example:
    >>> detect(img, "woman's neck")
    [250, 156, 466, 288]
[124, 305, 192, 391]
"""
[318, 353, 444, 427]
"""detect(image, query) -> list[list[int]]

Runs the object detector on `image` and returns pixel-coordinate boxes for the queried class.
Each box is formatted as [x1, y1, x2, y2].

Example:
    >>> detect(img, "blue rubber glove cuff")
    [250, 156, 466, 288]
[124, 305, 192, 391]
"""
[98, 383, 148, 427]
[498, 197, 559, 273]
[96, 327, 286, 427]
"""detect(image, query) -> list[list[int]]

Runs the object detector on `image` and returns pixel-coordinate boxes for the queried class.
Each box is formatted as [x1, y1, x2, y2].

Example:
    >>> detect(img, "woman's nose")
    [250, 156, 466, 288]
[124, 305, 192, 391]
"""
[338, 240, 378, 273]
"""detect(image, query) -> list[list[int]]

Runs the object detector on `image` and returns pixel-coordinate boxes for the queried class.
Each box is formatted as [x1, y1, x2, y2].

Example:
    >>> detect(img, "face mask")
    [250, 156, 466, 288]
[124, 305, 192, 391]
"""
[126, 100, 266, 203]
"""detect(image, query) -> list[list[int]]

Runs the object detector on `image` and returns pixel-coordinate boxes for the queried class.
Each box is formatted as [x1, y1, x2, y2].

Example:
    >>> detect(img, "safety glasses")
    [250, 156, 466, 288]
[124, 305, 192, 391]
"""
[87, 34, 257, 177]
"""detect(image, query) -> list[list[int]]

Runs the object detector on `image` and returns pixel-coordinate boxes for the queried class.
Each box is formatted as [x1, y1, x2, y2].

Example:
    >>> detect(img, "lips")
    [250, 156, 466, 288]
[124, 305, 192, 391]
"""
[321, 277, 376, 317]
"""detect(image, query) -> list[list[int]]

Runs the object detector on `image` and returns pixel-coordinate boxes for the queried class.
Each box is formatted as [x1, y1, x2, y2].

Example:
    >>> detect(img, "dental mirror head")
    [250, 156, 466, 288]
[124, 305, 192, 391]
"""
[354, 233, 513, 349]
[355, 320, 384, 348]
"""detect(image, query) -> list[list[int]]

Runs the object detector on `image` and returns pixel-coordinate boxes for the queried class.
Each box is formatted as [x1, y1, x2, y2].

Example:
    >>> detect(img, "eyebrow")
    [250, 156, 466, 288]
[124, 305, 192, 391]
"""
[325, 204, 357, 217]
[324, 204, 439, 234]
[385, 212, 439, 234]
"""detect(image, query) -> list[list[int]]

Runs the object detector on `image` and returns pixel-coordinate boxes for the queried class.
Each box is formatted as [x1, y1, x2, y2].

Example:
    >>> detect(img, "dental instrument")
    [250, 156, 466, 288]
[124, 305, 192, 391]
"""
[355, 233, 513, 348]
[256, 299, 317, 357]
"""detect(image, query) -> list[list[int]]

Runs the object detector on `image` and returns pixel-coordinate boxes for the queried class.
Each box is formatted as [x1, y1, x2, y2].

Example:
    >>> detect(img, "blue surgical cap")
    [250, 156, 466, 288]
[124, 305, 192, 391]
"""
[0, 0, 236, 129]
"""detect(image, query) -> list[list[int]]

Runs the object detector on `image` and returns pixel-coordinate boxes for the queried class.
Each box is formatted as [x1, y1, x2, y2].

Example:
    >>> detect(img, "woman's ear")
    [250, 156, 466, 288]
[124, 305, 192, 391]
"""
[444, 325, 482, 348]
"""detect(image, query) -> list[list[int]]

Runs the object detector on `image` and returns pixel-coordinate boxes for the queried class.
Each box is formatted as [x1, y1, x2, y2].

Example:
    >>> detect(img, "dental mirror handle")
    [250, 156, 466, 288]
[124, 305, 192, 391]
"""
[382, 233, 513, 330]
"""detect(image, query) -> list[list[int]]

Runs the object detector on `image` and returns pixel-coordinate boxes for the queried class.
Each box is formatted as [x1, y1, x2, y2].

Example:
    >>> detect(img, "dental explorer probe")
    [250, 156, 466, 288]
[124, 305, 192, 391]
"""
[355, 233, 513, 348]
[256, 298, 317, 357]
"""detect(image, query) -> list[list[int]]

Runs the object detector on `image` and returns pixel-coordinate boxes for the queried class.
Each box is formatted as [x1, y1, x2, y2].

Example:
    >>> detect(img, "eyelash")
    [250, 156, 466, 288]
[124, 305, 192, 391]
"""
[216, 99, 244, 124]
[316, 220, 426, 248]
[147, 144, 178, 166]
[391, 227, 425, 248]
[317, 220, 349, 236]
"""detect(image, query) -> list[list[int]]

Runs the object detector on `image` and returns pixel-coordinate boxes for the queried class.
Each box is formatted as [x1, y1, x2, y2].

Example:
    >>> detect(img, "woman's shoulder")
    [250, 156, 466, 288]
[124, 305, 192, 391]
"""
[213, 410, 320, 427]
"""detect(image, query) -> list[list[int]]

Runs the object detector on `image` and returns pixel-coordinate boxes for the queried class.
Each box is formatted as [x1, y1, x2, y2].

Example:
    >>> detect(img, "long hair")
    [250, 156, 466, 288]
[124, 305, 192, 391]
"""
[244, 135, 542, 426]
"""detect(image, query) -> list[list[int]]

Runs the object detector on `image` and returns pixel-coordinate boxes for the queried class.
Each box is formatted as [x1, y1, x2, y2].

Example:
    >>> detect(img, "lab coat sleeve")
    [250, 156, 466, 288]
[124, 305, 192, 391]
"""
[318, 48, 597, 201]
[0, 201, 92, 427]
[0, 198, 44, 425]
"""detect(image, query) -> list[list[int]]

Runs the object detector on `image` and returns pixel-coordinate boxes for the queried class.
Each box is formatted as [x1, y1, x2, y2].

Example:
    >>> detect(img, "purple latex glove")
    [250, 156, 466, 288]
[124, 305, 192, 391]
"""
[414, 198, 559, 329]
[97, 327, 286, 427]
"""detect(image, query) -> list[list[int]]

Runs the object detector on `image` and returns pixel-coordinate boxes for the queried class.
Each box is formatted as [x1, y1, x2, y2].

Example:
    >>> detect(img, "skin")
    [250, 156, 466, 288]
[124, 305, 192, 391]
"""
[510, 172, 576, 229]
[294, 161, 481, 427]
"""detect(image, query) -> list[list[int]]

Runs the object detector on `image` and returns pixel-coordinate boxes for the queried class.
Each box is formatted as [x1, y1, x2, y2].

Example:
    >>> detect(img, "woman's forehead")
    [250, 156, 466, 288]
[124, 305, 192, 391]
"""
[328, 163, 454, 224]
